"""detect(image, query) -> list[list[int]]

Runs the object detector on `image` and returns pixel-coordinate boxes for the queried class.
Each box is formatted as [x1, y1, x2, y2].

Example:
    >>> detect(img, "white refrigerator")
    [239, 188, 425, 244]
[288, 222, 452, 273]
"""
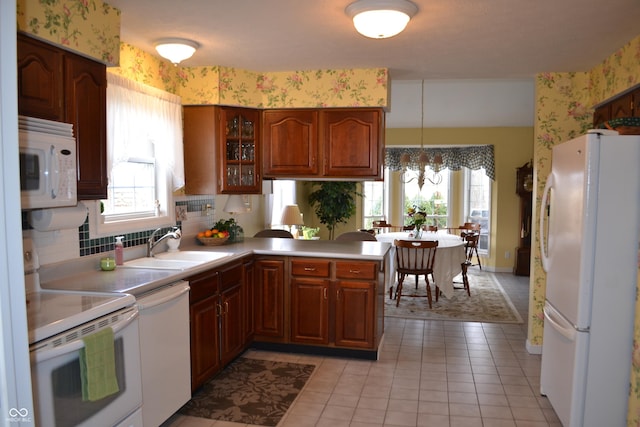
[539, 130, 640, 427]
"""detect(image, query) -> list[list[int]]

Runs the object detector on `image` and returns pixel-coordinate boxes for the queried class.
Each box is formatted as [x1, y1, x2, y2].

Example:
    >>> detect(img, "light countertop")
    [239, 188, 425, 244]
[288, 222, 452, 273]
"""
[39, 237, 391, 297]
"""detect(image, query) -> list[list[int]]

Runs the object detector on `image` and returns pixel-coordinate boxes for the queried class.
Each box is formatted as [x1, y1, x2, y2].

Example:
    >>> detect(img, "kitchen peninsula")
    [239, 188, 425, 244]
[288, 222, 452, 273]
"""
[39, 238, 390, 390]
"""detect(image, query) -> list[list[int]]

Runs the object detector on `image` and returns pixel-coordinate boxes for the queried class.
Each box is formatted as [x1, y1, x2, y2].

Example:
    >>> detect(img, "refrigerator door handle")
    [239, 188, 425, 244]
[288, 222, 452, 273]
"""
[543, 302, 579, 341]
[539, 173, 554, 272]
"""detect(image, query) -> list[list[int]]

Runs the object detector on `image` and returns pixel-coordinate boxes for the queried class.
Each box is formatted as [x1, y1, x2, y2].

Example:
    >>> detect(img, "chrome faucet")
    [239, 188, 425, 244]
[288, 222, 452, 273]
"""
[147, 226, 181, 257]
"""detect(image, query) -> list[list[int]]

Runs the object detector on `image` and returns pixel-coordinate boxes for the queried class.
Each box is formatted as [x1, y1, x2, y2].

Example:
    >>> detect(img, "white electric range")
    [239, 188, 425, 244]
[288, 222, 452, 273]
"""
[23, 238, 135, 345]
[24, 238, 143, 427]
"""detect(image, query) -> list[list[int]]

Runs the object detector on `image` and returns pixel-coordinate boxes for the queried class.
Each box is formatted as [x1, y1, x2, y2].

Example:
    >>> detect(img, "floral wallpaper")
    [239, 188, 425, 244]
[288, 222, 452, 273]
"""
[177, 66, 388, 108]
[16, 0, 121, 65]
[532, 35, 640, 426]
[17, 0, 389, 108]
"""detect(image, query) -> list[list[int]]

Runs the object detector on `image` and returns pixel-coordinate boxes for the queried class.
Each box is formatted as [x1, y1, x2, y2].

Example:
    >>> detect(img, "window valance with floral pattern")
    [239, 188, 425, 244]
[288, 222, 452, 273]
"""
[385, 145, 495, 180]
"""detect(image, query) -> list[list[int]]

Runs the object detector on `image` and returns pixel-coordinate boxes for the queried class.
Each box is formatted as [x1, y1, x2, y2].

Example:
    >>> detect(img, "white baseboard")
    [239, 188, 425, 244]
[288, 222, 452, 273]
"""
[526, 339, 542, 354]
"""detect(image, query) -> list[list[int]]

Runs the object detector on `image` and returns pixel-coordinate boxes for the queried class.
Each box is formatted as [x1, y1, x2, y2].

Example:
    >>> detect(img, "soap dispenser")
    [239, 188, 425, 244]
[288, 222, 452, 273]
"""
[114, 236, 124, 265]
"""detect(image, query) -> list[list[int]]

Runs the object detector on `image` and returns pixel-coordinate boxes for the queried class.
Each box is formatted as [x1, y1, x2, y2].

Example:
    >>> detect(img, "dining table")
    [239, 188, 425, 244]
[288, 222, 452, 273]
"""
[376, 231, 466, 299]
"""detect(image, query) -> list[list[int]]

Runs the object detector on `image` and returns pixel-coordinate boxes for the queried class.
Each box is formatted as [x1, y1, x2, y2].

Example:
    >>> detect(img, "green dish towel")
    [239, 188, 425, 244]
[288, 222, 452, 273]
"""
[79, 327, 119, 401]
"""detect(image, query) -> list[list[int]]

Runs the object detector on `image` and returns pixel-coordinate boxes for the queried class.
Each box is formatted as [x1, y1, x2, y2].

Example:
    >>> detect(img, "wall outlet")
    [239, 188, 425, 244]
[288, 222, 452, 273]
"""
[175, 205, 187, 221]
[504, 250, 510, 259]
[201, 203, 213, 216]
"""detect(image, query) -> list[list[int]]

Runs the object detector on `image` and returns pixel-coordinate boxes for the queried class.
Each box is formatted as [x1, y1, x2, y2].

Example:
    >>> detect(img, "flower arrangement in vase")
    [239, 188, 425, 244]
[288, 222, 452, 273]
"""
[407, 205, 427, 238]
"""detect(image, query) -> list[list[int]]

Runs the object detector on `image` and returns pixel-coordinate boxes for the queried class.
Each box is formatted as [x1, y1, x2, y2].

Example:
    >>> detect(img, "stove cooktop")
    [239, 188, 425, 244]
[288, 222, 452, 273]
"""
[27, 290, 135, 345]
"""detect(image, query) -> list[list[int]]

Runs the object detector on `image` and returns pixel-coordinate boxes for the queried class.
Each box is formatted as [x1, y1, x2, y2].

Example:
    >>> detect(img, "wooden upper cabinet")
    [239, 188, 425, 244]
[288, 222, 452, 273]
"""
[219, 108, 261, 193]
[321, 109, 383, 178]
[17, 34, 63, 121]
[593, 86, 640, 127]
[183, 105, 262, 195]
[262, 110, 319, 176]
[592, 104, 611, 128]
[262, 108, 384, 179]
[64, 54, 108, 200]
[17, 33, 107, 200]
[183, 106, 218, 194]
[610, 91, 634, 119]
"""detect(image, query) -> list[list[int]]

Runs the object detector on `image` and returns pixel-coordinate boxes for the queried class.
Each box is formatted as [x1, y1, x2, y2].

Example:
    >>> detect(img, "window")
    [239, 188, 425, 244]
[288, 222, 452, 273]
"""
[402, 169, 450, 228]
[464, 168, 491, 253]
[103, 143, 157, 219]
[90, 73, 184, 237]
[362, 173, 388, 229]
[270, 180, 297, 228]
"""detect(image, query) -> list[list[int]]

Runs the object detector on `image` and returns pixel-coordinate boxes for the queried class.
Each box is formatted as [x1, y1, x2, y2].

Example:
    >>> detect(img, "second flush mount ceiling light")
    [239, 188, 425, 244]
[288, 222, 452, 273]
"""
[345, 0, 419, 39]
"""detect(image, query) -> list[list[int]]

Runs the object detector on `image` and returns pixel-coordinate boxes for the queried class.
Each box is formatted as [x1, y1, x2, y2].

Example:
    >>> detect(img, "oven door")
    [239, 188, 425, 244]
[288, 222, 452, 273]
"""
[30, 306, 142, 427]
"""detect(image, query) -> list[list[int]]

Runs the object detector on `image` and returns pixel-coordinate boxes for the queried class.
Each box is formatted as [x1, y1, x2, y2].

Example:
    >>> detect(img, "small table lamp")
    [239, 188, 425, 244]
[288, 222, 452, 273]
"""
[280, 204, 304, 238]
[223, 195, 250, 242]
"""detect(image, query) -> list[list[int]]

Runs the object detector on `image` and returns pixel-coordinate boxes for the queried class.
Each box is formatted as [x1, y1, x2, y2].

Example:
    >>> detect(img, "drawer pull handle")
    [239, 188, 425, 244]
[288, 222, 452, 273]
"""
[349, 269, 361, 274]
[304, 267, 316, 271]
[323, 288, 328, 299]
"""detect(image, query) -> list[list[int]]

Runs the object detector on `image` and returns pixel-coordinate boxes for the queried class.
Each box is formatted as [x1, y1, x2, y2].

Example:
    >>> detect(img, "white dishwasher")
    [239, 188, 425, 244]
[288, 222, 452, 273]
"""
[137, 280, 191, 427]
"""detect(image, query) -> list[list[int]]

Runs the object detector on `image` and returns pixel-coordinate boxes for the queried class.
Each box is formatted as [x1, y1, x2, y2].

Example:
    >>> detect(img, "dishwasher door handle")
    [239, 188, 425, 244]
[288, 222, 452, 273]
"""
[137, 281, 190, 310]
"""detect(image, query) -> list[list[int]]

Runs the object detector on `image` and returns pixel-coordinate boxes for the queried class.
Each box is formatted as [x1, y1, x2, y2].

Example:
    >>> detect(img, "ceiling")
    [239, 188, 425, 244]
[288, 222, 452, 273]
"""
[106, 0, 640, 81]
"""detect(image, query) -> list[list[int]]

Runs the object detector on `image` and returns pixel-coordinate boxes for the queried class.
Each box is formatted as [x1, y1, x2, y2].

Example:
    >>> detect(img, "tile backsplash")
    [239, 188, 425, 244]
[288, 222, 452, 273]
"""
[23, 196, 216, 265]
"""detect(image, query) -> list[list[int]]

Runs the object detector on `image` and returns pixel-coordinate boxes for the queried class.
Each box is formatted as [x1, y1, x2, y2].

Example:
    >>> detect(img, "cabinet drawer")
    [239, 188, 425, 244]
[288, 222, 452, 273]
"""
[291, 259, 330, 277]
[188, 270, 219, 303]
[335, 261, 377, 280]
[219, 262, 242, 290]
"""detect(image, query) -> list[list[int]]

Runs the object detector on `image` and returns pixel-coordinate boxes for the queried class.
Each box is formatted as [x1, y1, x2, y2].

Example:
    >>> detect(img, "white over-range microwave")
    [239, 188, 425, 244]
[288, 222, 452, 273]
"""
[19, 120, 77, 209]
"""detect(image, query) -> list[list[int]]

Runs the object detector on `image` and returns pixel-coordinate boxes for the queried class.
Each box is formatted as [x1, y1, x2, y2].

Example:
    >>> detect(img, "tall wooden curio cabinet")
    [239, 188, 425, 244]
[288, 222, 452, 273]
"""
[514, 162, 533, 276]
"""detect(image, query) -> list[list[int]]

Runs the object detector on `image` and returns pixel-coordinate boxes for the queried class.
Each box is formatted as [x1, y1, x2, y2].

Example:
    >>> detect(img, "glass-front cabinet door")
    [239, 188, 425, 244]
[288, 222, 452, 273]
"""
[219, 107, 260, 193]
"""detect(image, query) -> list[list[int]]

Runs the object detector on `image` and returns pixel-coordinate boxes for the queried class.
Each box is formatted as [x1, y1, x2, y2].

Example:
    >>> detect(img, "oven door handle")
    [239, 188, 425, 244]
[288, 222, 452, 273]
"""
[31, 308, 138, 363]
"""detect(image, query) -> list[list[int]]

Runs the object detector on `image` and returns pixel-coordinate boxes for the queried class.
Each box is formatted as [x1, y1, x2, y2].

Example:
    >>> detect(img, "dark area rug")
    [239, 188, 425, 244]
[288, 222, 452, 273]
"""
[179, 357, 316, 426]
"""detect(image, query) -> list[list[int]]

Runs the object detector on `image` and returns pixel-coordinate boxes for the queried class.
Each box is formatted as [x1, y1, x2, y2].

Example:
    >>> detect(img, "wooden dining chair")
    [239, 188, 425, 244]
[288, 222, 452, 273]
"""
[372, 219, 394, 234]
[336, 231, 378, 241]
[463, 232, 482, 270]
[426, 225, 438, 232]
[358, 228, 376, 235]
[402, 225, 415, 231]
[391, 239, 439, 308]
[253, 229, 294, 238]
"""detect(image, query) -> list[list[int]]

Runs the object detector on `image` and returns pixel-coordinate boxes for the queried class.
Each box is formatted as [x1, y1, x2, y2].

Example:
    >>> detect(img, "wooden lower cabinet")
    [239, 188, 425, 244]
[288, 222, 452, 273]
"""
[188, 262, 249, 391]
[188, 269, 221, 392]
[289, 258, 378, 350]
[219, 264, 245, 366]
[254, 257, 286, 339]
[334, 280, 376, 348]
[291, 259, 330, 345]
[242, 258, 255, 342]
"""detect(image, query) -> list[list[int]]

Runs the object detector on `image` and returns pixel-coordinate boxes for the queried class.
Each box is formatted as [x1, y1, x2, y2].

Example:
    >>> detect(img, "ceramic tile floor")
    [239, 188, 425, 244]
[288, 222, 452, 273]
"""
[163, 272, 562, 427]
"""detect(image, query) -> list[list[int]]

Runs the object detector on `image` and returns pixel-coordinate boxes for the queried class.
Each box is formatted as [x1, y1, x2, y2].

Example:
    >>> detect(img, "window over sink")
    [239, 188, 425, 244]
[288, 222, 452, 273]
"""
[90, 73, 184, 238]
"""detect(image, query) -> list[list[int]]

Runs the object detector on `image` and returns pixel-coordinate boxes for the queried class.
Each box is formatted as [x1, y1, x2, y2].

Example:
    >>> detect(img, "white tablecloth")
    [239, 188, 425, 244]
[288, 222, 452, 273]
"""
[376, 231, 466, 299]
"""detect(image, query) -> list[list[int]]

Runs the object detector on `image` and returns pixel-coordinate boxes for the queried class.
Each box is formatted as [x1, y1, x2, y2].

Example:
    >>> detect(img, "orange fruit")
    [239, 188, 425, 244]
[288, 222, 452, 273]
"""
[197, 231, 205, 238]
[204, 230, 213, 237]
[211, 229, 219, 234]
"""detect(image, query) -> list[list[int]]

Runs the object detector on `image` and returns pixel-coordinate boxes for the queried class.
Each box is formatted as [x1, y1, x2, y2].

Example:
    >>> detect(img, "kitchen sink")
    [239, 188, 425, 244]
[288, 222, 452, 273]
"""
[121, 258, 201, 270]
[154, 251, 233, 262]
[121, 251, 233, 270]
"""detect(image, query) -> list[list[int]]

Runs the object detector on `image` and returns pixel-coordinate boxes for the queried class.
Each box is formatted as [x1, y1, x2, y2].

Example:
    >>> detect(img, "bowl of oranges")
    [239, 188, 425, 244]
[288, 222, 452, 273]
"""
[197, 228, 230, 246]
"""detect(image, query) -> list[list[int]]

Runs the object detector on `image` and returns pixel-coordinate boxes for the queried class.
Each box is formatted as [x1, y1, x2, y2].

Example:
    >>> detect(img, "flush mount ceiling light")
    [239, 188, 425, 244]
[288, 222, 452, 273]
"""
[345, 0, 418, 39]
[154, 38, 200, 65]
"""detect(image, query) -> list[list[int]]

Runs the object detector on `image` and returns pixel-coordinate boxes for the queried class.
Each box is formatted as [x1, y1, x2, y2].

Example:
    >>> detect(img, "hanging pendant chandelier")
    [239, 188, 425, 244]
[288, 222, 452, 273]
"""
[400, 80, 443, 190]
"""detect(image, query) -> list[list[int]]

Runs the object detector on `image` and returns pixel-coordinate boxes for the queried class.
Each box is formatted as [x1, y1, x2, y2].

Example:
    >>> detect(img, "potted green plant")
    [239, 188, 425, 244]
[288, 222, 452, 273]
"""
[301, 226, 320, 239]
[308, 181, 362, 240]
